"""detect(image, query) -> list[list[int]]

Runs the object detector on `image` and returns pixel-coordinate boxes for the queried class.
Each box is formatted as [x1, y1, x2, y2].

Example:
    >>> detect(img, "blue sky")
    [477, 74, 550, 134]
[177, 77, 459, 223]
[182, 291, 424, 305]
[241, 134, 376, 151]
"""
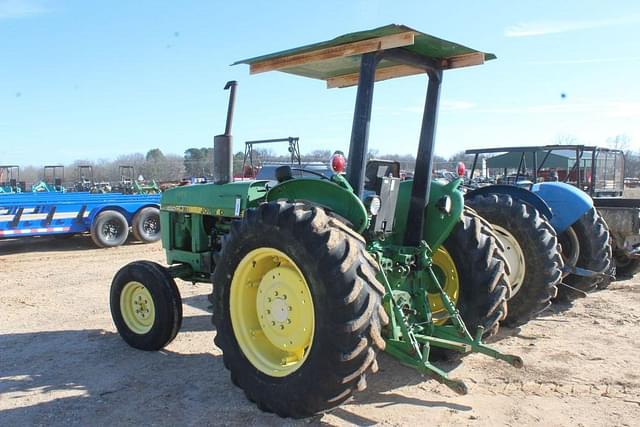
[1, 0, 639, 165]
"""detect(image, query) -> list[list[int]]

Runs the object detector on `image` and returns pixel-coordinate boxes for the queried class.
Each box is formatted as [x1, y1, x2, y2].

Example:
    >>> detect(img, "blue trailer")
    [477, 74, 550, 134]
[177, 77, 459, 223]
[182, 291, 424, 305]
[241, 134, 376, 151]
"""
[0, 192, 161, 248]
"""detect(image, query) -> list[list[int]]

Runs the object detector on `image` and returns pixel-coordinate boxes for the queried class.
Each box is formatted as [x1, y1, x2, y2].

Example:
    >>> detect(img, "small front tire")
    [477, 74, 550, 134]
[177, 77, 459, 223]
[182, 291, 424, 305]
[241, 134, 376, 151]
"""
[110, 261, 183, 350]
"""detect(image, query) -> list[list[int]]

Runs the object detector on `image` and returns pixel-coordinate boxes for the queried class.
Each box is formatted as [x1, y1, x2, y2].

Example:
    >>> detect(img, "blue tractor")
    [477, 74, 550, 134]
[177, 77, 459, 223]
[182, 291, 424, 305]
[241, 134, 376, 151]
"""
[464, 145, 613, 324]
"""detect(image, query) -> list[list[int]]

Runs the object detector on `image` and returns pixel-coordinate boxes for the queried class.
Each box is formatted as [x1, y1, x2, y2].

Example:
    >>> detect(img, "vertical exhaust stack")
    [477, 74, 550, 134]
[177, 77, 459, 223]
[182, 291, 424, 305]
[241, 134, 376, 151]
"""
[213, 81, 237, 184]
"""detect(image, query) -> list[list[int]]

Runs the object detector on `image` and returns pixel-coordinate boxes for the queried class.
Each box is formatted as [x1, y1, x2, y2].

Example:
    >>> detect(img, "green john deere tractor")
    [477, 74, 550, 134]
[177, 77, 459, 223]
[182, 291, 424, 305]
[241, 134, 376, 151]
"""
[110, 25, 522, 418]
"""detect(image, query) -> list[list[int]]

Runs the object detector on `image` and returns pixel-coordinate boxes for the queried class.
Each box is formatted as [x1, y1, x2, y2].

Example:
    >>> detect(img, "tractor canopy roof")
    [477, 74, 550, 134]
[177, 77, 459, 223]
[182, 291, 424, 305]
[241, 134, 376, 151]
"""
[234, 24, 495, 88]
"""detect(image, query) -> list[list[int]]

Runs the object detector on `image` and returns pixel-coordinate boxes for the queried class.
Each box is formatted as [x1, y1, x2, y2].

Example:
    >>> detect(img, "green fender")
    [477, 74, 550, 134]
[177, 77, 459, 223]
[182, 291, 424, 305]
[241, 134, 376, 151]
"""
[389, 178, 464, 249]
[266, 178, 369, 233]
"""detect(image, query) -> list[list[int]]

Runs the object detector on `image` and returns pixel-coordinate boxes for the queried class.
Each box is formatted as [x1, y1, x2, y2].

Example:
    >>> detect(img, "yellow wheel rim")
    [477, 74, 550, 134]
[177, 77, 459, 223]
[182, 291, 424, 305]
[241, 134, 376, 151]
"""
[429, 247, 460, 325]
[230, 247, 315, 377]
[120, 281, 155, 334]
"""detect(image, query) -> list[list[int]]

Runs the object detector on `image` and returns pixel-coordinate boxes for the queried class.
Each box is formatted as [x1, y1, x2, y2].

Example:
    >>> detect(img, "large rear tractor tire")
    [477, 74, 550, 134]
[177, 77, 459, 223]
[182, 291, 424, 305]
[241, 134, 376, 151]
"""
[91, 210, 129, 248]
[212, 202, 388, 418]
[557, 207, 612, 300]
[132, 207, 161, 243]
[466, 194, 561, 326]
[440, 207, 510, 338]
[110, 261, 183, 350]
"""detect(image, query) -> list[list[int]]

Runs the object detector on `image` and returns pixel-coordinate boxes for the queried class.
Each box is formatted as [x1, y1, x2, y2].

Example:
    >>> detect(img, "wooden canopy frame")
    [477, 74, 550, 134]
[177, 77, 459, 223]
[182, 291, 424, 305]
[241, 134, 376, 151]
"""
[235, 25, 494, 88]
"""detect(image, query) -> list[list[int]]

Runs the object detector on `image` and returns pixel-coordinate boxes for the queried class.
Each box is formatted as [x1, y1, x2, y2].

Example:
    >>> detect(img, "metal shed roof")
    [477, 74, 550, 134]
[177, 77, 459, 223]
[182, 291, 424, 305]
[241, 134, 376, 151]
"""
[233, 24, 495, 88]
[485, 151, 573, 169]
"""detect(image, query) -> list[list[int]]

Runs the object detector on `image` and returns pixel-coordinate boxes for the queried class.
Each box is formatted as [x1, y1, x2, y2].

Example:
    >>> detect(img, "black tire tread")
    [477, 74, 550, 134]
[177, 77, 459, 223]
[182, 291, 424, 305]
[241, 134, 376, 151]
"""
[91, 209, 129, 248]
[466, 194, 562, 326]
[442, 207, 510, 338]
[211, 201, 388, 418]
[560, 207, 612, 297]
[132, 206, 161, 243]
[110, 260, 182, 350]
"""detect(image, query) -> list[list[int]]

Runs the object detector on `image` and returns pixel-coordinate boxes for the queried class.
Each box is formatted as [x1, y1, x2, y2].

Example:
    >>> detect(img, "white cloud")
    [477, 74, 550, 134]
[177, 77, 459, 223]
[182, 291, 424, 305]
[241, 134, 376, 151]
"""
[504, 16, 640, 37]
[0, 0, 46, 20]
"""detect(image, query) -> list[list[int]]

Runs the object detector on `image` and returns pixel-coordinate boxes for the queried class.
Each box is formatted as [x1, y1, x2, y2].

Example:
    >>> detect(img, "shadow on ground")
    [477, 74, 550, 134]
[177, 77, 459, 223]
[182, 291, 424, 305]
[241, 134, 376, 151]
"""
[0, 235, 146, 255]
[0, 324, 470, 426]
[0, 328, 279, 426]
[349, 352, 472, 409]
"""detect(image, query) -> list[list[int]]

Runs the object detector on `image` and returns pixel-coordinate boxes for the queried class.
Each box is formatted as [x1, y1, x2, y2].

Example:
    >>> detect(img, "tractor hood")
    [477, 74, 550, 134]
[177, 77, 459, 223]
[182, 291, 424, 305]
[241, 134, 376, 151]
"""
[161, 181, 268, 218]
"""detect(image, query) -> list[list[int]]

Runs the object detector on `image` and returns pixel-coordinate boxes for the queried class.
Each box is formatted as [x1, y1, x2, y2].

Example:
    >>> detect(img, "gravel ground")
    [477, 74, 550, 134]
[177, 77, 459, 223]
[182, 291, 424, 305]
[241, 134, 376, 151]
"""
[1, 236, 639, 426]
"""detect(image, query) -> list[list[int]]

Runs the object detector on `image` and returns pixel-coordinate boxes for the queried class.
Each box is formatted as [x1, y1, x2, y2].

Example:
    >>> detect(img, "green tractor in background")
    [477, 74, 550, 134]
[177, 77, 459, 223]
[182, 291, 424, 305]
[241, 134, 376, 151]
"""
[110, 25, 522, 418]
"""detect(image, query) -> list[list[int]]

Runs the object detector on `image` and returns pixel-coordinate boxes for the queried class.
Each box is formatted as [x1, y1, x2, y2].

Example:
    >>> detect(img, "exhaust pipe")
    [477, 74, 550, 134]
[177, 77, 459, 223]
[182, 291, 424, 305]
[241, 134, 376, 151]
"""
[213, 80, 237, 184]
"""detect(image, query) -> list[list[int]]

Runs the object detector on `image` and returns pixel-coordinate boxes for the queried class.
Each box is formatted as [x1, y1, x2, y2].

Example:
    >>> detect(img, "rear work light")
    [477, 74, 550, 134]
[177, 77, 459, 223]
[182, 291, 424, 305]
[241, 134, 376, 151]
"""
[330, 151, 347, 174]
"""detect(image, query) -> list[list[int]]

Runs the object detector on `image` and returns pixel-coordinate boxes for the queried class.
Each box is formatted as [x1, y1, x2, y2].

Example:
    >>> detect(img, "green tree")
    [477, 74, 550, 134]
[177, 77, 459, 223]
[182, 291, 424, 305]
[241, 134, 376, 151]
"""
[146, 148, 166, 162]
[184, 147, 213, 177]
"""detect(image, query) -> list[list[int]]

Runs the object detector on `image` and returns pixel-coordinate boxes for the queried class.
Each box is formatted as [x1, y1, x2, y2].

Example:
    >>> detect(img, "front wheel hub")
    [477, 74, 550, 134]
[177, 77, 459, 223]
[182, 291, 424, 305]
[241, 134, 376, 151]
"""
[256, 267, 313, 353]
[120, 281, 156, 334]
[492, 225, 526, 297]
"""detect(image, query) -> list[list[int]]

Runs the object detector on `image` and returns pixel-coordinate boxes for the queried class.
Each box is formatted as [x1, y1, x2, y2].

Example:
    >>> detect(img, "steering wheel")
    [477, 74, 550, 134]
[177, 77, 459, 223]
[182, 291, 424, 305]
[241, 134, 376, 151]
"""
[290, 167, 331, 180]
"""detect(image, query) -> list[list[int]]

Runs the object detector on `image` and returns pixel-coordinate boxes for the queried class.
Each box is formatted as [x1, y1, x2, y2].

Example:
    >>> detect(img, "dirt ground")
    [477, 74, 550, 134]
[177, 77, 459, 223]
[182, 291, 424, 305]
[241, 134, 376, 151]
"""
[1, 237, 639, 426]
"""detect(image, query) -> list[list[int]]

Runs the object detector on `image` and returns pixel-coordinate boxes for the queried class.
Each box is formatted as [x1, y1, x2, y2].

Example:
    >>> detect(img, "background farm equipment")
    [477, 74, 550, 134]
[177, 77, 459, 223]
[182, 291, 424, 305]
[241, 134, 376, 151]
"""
[73, 165, 96, 192]
[0, 165, 25, 194]
[466, 145, 615, 305]
[31, 165, 66, 193]
[110, 25, 522, 418]
[240, 136, 301, 179]
[112, 165, 160, 194]
[238, 137, 335, 184]
[72, 165, 111, 193]
[470, 145, 638, 278]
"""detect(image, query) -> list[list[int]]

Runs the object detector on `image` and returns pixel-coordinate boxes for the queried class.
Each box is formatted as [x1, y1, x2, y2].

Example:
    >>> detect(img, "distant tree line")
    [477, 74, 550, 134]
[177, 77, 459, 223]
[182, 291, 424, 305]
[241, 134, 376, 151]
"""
[14, 149, 185, 186]
[10, 134, 638, 186]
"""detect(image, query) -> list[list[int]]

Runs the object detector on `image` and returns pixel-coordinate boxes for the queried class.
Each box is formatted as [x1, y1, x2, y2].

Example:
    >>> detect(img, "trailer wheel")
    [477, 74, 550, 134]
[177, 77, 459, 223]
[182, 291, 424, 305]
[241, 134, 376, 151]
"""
[110, 261, 182, 350]
[91, 210, 129, 247]
[466, 194, 561, 326]
[212, 201, 387, 418]
[441, 207, 510, 338]
[132, 207, 161, 243]
[558, 207, 612, 299]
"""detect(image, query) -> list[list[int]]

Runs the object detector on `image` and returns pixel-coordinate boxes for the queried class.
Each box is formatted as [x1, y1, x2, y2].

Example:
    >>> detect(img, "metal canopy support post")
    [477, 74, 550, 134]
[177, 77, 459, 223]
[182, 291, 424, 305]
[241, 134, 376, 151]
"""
[347, 53, 380, 196]
[404, 68, 442, 246]
[576, 147, 582, 189]
[590, 148, 597, 196]
[537, 150, 552, 176]
[470, 154, 479, 180]
[515, 152, 525, 183]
